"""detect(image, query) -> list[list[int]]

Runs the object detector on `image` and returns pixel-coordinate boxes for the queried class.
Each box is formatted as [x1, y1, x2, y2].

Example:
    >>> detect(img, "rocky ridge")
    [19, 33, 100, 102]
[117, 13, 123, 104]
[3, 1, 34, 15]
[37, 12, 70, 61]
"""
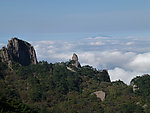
[0, 38, 37, 66]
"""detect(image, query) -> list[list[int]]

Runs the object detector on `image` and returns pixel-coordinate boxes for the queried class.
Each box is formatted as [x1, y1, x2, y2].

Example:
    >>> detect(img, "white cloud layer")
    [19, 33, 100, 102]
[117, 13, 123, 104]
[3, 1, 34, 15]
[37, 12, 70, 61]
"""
[129, 53, 150, 72]
[126, 42, 134, 46]
[86, 36, 110, 40]
[108, 68, 143, 84]
[32, 36, 150, 84]
[0, 43, 5, 47]
[89, 42, 105, 46]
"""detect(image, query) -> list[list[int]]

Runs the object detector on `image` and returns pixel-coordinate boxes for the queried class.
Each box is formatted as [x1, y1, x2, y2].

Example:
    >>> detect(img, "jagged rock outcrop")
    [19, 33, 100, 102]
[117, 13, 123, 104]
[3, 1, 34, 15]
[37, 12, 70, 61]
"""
[72, 53, 78, 61]
[72, 53, 81, 68]
[0, 38, 37, 66]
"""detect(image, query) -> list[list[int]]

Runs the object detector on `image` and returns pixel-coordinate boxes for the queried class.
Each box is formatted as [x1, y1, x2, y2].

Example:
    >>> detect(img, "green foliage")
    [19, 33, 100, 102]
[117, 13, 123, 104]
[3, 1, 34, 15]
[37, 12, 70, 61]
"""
[0, 96, 38, 113]
[112, 80, 126, 85]
[29, 86, 42, 102]
[80, 65, 96, 77]
[131, 74, 150, 97]
[79, 65, 110, 83]
[0, 62, 8, 78]
[66, 60, 75, 66]
[120, 103, 144, 113]
[52, 92, 104, 113]
[96, 70, 110, 82]
[52, 64, 81, 93]
[0, 62, 8, 71]
[1, 60, 150, 113]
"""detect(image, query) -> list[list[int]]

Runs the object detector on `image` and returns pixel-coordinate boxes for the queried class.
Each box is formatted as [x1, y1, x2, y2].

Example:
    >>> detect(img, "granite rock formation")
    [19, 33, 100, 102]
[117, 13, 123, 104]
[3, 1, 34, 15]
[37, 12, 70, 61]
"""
[72, 53, 81, 68]
[93, 91, 105, 101]
[0, 38, 37, 66]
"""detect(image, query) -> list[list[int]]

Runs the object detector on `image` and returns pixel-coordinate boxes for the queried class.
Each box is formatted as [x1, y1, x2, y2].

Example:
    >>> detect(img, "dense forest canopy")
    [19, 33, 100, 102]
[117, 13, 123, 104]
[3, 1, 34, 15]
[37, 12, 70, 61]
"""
[0, 60, 150, 113]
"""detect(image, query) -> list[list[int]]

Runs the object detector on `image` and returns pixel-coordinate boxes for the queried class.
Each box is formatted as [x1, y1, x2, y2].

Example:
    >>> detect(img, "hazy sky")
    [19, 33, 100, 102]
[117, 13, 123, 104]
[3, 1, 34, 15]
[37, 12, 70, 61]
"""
[0, 0, 150, 41]
[0, 0, 150, 84]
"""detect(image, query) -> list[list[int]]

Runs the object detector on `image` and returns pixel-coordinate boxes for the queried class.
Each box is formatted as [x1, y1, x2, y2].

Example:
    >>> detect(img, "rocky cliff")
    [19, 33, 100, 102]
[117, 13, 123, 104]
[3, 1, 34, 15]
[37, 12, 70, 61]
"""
[0, 38, 37, 66]
[72, 53, 81, 68]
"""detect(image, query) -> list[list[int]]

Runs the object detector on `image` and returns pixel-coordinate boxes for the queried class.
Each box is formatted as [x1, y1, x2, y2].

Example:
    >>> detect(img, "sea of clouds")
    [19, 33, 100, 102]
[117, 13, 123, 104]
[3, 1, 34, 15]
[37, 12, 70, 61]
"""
[29, 36, 150, 84]
[0, 35, 145, 84]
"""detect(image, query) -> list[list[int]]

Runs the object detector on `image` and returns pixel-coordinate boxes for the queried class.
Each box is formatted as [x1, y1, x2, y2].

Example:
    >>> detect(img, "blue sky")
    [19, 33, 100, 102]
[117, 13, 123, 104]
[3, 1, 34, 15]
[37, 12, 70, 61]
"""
[0, 0, 150, 42]
[0, 0, 150, 83]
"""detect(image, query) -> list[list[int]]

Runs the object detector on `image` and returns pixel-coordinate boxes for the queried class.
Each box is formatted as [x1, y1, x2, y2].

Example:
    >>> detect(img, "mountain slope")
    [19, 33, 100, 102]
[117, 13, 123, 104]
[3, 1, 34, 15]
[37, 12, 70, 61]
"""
[0, 38, 150, 113]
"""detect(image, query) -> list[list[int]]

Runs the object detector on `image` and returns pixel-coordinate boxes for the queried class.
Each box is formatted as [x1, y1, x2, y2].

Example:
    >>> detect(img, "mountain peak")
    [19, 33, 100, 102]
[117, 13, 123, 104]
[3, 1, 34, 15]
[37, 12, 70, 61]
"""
[72, 53, 81, 68]
[72, 53, 78, 61]
[0, 38, 37, 66]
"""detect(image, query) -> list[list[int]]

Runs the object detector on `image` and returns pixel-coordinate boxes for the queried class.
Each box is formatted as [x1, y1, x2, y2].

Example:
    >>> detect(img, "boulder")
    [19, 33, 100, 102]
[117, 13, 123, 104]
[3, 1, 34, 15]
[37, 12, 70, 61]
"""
[93, 91, 105, 101]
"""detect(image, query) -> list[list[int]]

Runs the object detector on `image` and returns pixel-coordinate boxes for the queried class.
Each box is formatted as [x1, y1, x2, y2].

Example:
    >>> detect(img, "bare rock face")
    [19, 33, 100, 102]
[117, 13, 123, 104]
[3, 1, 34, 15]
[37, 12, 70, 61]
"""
[0, 47, 9, 62]
[93, 91, 105, 101]
[72, 53, 78, 61]
[72, 53, 81, 68]
[0, 38, 37, 66]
